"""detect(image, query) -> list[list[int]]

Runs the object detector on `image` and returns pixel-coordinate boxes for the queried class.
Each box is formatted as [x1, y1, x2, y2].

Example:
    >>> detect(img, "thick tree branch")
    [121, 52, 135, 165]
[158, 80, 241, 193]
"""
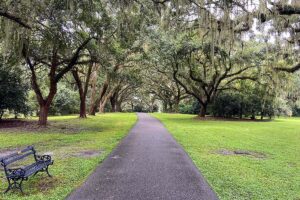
[55, 37, 95, 82]
[0, 11, 31, 29]
[275, 63, 300, 73]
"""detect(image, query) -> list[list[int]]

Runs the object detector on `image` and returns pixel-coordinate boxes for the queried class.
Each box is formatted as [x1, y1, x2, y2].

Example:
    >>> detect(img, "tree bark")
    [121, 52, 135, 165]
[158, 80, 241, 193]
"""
[110, 97, 116, 112]
[72, 64, 93, 119]
[174, 99, 180, 113]
[38, 104, 50, 126]
[0, 110, 4, 119]
[79, 97, 87, 118]
[72, 70, 86, 118]
[116, 102, 122, 112]
[88, 68, 99, 116]
[260, 112, 264, 120]
[163, 101, 168, 112]
[99, 100, 107, 113]
[99, 91, 112, 113]
[199, 104, 207, 117]
[131, 102, 134, 111]
[89, 104, 97, 116]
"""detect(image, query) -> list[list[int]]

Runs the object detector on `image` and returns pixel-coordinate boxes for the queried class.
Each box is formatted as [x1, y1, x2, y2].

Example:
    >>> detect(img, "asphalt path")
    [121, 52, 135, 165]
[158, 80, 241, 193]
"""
[67, 113, 218, 200]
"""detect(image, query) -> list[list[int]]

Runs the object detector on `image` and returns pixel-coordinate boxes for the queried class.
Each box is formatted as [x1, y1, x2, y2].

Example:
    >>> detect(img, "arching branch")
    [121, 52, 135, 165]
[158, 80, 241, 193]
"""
[0, 11, 31, 29]
[275, 63, 300, 73]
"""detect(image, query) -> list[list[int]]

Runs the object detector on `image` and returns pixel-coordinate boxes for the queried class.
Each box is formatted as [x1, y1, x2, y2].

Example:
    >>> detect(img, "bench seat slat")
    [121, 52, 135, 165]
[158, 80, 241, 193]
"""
[24, 161, 52, 177]
[4, 152, 34, 165]
[0, 146, 34, 162]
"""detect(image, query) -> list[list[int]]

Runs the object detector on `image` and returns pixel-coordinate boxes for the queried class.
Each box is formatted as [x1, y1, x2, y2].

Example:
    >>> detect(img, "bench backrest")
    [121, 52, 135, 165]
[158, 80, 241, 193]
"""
[0, 146, 36, 167]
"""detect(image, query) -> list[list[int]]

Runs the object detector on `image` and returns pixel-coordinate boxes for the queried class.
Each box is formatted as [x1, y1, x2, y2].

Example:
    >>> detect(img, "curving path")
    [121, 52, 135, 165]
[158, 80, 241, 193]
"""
[67, 113, 218, 200]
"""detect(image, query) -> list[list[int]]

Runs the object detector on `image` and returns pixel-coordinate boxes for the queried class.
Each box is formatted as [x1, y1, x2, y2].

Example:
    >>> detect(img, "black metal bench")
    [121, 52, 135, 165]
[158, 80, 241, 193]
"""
[0, 146, 54, 193]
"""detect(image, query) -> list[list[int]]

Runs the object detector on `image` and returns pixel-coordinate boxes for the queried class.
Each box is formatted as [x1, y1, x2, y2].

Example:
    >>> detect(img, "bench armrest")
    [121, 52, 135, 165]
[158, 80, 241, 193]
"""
[7, 168, 26, 178]
[36, 155, 52, 162]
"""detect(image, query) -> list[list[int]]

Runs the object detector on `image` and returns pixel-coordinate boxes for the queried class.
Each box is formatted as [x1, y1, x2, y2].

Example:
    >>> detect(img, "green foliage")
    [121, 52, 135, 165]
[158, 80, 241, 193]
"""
[0, 61, 29, 118]
[49, 85, 79, 115]
[211, 90, 275, 119]
[179, 100, 200, 114]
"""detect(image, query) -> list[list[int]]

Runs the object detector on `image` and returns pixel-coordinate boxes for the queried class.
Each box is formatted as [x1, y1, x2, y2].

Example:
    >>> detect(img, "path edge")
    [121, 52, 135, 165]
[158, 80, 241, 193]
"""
[150, 113, 219, 199]
[65, 113, 140, 199]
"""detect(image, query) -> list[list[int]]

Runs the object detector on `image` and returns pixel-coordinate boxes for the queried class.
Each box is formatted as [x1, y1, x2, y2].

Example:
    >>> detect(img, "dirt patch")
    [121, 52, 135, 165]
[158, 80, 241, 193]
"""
[71, 150, 102, 158]
[215, 149, 267, 159]
[0, 119, 36, 129]
[49, 123, 87, 134]
[36, 177, 59, 191]
[25, 176, 61, 194]
[0, 120, 86, 134]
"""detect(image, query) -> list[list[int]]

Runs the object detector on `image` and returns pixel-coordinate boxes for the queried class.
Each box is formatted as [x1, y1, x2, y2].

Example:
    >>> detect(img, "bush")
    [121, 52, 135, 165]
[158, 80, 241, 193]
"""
[49, 85, 79, 115]
[179, 100, 200, 114]
[0, 63, 29, 119]
[211, 91, 275, 119]
[211, 93, 241, 118]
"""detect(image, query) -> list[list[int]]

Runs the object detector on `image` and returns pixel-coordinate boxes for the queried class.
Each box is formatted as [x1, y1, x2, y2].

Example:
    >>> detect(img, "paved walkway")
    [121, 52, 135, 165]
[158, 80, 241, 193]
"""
[67, 113, 218, 200]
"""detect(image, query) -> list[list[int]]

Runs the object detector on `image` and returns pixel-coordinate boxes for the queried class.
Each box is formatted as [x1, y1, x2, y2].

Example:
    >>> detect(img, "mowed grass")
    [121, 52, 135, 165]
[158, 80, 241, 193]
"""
[0, 113, 137, 200]
[152, 113, 300, 200]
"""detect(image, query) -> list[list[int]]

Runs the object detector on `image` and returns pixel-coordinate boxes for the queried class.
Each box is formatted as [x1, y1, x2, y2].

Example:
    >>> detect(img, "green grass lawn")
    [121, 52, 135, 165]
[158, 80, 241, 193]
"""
[0, 113, 137, 200]
[152, 113, 300, 200]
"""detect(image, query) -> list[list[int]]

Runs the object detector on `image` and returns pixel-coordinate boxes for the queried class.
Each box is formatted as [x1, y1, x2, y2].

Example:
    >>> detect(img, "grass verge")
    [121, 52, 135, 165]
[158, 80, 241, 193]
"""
[152, 113, 300, 200]
[0, 113, 137, 200]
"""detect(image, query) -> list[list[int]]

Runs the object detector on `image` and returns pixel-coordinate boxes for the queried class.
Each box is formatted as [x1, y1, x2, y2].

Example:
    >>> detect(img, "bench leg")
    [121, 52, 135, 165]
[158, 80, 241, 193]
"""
[4, 178, 12, 194]
[33, 170, 39, 176]
[4, 184, 11, 194]
[19, 179, 24, 194]
[4, 178, 24, 194]
[45, 166, 52, 177]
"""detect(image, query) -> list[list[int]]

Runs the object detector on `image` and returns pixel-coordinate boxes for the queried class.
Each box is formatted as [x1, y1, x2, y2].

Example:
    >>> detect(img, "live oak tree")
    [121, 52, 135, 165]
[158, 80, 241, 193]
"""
[1, 0, 299, 119]
[142, 67, 189, 113]
[1, 1, 110, 125]
[143, 0, 300, 117]
[109, 69, 141, 112]
[72, 62, 94, 118]
[88, 0, 145, 115]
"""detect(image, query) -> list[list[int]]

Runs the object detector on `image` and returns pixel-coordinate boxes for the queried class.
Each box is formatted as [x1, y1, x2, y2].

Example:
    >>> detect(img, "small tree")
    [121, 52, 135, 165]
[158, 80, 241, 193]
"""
[0, 62, 28, 119]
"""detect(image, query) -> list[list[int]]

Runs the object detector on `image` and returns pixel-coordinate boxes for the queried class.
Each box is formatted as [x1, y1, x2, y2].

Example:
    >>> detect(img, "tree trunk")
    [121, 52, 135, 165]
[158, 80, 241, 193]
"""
[72, 65, 92, 119]
[174, 100, 180, 113]
[0, 110, 4, 119]
[99, 102, 106, 113]
[116, 102, 122, 112]
[199, 104, 207, 117]
[88, 66, 100, 116]
[89, 105, 97, 116]
[110, 97, 116, 112]
[38, 104, 50, 126]
[79, 96, 87, 118]
[169, 103, 173, 112]
[131, 102, 134, 111]
[99, 96, 109, 113]
[163, 102, 168, 112]
[239, 103, 243, 119]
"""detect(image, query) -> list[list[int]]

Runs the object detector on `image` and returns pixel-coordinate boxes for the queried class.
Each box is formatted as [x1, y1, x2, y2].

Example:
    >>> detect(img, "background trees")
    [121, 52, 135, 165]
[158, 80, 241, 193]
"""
[0, 0, 300, 122]
[0, 59, 29, 119]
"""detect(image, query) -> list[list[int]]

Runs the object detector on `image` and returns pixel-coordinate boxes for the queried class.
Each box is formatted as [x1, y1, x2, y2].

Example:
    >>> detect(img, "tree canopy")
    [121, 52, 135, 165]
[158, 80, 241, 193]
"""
[0, 0, 299, 124]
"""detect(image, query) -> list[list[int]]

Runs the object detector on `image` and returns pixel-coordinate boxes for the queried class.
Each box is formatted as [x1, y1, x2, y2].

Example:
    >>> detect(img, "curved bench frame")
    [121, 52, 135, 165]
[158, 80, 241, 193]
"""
[0, 146, 54, 194]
